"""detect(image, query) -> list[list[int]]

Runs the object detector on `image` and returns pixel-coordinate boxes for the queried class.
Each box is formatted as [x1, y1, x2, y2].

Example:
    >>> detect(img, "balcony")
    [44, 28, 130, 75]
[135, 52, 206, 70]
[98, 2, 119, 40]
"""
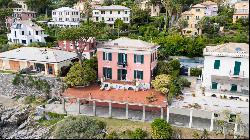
[229, 70, 245, 78]
[117, 62, 127, 68]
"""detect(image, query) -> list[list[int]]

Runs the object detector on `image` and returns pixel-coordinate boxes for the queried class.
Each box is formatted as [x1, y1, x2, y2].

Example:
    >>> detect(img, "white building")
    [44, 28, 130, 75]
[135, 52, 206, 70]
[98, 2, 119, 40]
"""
[202, 43, 249, 101]
[7, 20, 48, 46]
[92, 5, 131, 24]
[48, 7, 80, 28]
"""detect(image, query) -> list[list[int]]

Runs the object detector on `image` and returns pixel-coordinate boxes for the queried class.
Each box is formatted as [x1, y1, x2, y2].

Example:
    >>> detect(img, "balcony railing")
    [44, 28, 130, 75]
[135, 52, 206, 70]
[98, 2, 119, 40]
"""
[229, 70, 245, 78]
[117, 62, 127, 68]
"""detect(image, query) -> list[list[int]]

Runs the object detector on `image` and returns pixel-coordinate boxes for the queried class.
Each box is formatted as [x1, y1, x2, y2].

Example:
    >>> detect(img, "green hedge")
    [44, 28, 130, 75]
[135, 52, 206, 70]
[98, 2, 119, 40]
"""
[190, 68, 202, 77]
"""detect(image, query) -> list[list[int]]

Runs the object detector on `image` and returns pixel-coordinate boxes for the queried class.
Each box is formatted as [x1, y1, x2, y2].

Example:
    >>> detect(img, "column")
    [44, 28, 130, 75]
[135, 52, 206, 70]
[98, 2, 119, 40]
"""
[234, 123, 238, 138]
[44, 63, 48, 75]
[62, 98, 66, 114]
[142, 105, 145, 122]
[166, 107, 170, 123]
[125, 103, 129, 119]
[77, 98, 80, 114]
[189, 109, 193, 128]
[160, 107, 164, 119]
[93, 101, 96, 116]
[210, 112, 214, 131]
[109, 102, 112, 117]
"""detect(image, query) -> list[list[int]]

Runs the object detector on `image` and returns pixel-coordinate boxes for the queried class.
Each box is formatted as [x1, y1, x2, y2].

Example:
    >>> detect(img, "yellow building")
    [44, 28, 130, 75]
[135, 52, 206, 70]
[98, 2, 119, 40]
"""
[233, 1, 249, 23]
[181, 1, 218, 36]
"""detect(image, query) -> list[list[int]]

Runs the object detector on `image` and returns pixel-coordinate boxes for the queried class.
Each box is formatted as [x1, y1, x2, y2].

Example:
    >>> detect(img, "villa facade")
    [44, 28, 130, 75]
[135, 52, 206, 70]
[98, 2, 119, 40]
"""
[202, 43, 249, 101]
[232, 1, 249, 23]
[97, 37, 159, 90]
[92, 5, 131, 24]
[48, 7, 80, 28]
[7, 20, 48, 46]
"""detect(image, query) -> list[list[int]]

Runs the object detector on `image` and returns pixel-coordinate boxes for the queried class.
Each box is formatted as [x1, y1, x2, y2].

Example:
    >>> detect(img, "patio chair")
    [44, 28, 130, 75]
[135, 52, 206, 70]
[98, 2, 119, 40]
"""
[100, 84, 105, 90]
[105, 86, 111, 91]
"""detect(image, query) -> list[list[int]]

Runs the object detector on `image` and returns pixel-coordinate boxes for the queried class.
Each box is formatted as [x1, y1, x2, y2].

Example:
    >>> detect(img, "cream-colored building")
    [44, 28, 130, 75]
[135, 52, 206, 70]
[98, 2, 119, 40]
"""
[0, 47, 77, 76]
[181, 1, 218, 36]
[233, 1, 249, 23]
[140, 0, 161, 17]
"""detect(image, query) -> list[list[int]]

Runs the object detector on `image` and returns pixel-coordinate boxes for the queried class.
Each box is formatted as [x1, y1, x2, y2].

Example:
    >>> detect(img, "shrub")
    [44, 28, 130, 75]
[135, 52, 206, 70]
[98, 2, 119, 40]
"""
[105, 131, 119, 139]
[190, 68, 202, 77]
[53, 116, 106, 139]
[128, 128, 148, 139]
[151, 118, 173, 139]
[24, 95, 36, 104]
[177, 77, 191, 87]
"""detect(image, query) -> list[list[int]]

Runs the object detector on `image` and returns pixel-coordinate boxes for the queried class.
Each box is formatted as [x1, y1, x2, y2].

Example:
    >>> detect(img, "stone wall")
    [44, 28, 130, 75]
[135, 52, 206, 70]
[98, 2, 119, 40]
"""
[0, 73, 66, 98]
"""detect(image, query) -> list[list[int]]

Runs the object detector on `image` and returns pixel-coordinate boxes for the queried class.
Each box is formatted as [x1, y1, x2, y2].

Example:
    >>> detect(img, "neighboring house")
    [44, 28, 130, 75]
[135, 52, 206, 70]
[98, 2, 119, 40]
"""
[181, 1, 218, 36]
[97, 37, 159, 90]
[92, 5, 131, 24]
[232, 1, 249, 23]
[5, 0, 36, 30]
[7, 20, 48, 46]
[140, 0, 161, 17]
[202, 43, 249, 101]
[13, 0, 28, 11]
[57, 37, 96, 59]
[48, 7, 80, 28]
[0, 47, 78, 76]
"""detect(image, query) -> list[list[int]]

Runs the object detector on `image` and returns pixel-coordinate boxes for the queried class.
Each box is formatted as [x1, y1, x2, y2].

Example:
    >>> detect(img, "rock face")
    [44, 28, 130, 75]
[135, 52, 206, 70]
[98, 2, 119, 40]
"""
[0, 73, 65, 99]
[0, 105, 51, 139]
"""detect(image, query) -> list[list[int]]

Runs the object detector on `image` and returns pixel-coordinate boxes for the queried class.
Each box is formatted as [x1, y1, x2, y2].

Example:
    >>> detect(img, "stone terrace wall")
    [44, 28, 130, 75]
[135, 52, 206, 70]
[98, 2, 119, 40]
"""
[0, 73, 65, 98]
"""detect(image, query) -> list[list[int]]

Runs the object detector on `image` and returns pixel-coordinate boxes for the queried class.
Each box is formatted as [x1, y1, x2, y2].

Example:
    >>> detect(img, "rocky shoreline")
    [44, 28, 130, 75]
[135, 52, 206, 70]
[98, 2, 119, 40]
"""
[0, 99, 52, 139]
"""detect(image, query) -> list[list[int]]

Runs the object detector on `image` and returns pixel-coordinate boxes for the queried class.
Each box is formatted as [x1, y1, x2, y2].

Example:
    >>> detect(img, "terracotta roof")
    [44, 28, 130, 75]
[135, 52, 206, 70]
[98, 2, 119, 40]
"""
[63, 84, 167, 107]
[205, 43, 249, 54]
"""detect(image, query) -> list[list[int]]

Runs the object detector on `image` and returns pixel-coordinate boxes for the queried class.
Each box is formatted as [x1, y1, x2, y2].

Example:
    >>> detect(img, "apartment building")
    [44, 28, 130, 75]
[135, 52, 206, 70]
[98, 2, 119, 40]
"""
[57, 37, 96, 59]
[7, 20, 48, 45]
[202, 43, 249, 101]
[181, 1, 218, 36]
[97, 37, 159, 90]
[92, 5, 131, 24]
[233, 1, 249, 23]
[48, 7, 80, 28]
[13, 0, 28, 11]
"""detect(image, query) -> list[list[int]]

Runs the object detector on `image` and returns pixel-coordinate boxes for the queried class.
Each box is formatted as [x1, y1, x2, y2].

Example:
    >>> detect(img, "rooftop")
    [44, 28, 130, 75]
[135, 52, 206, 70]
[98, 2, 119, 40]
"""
[201, 1, 217, 6]
[54, 7, 79, 12]
[13, 20, 44, 31]
[99, 37, 159, 50]
[0, 47, 77, 63]
[192, 4, 206, 8]
[63, 84, 167, 107]
[205, 42, 249, 54]
[94, 5, 130, 10]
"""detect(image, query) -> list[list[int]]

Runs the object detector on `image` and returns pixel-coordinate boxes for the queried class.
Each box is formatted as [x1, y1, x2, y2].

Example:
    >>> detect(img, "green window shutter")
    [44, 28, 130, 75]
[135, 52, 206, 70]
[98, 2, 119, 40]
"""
[141, 55, 144, 64]
[141, 71, 143, 80]
[109, 53, 112, 61]
[230, 84, 237, 92]
[124, 54, 127, 63]
[211, 82, 218, 89]
[118, 53, 122, 64]
[233, 61, 241, 75]
[103, 68, 105, 77]
[103, 52, 105, 60]
[109, 68, 112, 79]
[134, 54, 136, 63]
[118, 69, 121, 80]
[214, 60, 220, 69]
[134, 70, 136, 79]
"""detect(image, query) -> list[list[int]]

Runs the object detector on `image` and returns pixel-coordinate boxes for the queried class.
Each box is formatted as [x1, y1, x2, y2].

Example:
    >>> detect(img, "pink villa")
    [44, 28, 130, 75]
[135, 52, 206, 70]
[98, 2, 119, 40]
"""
[57, 37, 96, 59]
[97, 37, 159, 90]
[6, 8, 36, 30]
